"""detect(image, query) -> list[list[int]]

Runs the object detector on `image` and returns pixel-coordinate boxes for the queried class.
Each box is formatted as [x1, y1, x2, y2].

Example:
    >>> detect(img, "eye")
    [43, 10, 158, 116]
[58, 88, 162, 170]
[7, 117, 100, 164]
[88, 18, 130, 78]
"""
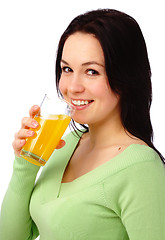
[87, 69, 99, 76]
[61, 66, 73, 73]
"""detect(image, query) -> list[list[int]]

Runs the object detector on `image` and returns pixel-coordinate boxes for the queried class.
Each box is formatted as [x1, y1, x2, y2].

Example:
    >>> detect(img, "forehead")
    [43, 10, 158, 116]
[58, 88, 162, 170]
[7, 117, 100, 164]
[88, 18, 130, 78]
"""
[62, 32, 105, 65]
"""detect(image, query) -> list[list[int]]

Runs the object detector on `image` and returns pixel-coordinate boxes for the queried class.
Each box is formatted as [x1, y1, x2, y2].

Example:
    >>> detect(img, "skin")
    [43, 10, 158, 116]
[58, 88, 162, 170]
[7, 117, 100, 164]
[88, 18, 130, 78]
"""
[13, 32, 146, 181]
[59, 32, 132, 147]
[59, 32, 147, 183]
[59, 33, 121, 130]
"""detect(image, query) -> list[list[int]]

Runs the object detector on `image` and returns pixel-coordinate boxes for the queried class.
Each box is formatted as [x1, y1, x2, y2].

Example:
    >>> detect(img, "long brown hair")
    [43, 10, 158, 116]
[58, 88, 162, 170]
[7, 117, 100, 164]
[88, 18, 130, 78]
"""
[55, 9, 164, 162]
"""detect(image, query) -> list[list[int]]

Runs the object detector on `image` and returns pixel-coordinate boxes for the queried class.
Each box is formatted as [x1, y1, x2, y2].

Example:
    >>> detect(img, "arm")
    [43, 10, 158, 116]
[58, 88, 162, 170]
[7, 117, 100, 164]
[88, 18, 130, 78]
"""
[103, 156, 165, 239]
[120, 160, 165, 239]
[0, 105, 66, 240]
[0, 156, 40, 240]
[0, 105, 40, 240]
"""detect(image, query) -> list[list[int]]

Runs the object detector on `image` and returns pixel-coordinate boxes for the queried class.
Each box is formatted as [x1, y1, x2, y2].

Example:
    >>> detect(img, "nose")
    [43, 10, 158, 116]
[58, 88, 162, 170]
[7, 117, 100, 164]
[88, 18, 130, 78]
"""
[67, 74, 85, 94]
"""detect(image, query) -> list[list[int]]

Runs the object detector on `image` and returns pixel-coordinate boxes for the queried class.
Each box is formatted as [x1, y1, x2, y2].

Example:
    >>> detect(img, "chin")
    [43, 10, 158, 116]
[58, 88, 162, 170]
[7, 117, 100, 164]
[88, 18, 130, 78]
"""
[72, 116, 89, 125]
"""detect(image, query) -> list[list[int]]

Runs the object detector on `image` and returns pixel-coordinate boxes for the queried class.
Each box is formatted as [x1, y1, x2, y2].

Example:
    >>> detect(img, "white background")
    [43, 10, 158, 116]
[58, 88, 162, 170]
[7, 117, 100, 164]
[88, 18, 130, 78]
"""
[0, 0, 164, 227]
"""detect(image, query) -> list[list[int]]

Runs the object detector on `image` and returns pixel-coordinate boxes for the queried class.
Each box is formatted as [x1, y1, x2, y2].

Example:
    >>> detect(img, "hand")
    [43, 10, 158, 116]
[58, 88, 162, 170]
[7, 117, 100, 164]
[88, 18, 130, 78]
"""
[12, 105, 66, 157]
[12, 105, 40, 157]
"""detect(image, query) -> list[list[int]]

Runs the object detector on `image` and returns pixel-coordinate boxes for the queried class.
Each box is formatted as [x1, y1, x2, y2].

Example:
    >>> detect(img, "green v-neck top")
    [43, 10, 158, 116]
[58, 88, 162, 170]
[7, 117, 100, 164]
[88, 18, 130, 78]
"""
[1, 131, 165, 240]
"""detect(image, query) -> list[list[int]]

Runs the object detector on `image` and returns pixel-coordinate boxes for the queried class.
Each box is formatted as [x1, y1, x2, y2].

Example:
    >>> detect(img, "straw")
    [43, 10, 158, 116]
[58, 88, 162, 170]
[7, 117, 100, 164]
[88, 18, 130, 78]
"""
[35, 94, 48, 117]
[36, 94, 75, 117]
[40, 94, 48, 108]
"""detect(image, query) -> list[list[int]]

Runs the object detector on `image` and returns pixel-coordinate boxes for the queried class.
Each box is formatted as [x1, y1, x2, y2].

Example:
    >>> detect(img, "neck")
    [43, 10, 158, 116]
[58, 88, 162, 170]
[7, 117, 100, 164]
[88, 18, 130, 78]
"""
[87, 117, 127, 150]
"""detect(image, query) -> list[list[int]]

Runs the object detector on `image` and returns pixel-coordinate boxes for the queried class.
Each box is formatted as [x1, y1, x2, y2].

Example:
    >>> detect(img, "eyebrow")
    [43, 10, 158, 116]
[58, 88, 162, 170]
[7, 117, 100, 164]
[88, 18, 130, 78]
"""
[61, 59, 104, 68]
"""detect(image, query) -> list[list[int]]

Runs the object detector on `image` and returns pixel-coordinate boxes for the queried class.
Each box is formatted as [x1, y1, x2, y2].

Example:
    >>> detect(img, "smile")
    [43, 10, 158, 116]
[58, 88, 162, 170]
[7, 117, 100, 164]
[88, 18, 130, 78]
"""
[71, 99, 93, 106]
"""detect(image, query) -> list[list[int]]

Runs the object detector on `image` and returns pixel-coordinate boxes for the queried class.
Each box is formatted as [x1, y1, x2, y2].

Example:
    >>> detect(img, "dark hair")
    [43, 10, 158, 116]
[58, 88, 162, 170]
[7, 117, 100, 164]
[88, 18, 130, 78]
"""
[55, 9, 164, 162]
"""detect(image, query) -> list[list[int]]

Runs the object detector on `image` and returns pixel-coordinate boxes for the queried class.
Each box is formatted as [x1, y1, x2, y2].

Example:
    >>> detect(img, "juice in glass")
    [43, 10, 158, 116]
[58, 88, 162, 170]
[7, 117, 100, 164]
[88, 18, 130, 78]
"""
[21, 114, 71, 166]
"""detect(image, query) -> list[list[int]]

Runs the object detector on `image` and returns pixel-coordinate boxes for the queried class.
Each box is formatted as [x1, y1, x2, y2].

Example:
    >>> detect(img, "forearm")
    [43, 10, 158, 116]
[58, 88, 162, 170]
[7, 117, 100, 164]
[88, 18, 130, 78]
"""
[0, 156, 40, 240]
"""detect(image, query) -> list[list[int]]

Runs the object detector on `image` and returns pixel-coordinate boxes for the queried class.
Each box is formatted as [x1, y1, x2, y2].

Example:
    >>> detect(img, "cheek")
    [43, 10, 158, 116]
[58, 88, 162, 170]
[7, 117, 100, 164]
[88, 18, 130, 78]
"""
[58, 78, 67, 96]
[91, 81, 111, 99]
[93, 81, 119, 108]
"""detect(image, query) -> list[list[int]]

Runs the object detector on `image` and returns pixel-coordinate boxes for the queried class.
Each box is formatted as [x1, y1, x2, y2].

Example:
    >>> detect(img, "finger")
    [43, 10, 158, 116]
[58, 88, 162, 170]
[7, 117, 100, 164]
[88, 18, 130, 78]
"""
[21, 117, 39, 129]
[12, 139, 26, 156]
[15, 129, 35, 140]
[29, 105, 40, 118]
[56, 139, 66, 149]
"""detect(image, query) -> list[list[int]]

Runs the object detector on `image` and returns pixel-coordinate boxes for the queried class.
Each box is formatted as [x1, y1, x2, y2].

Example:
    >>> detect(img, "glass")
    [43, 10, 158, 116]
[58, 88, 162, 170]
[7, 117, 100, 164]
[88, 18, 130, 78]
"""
[21, 94, 75, 166]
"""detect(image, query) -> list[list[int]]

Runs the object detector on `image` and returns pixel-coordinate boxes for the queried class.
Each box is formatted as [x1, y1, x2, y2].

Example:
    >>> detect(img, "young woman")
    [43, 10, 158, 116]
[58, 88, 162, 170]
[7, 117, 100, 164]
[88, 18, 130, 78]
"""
[1, 9, 165, 240]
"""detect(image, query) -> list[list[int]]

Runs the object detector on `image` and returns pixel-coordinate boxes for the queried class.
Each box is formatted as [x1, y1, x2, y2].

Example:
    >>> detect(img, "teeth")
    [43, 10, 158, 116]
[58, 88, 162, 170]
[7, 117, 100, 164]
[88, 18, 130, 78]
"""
[72, 100, 90, 106]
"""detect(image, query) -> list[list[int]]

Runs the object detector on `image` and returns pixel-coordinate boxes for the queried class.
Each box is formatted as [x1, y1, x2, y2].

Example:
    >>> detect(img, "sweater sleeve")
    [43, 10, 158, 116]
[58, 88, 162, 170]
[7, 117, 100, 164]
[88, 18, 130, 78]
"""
[0, 156, 40, 240]
[103, 158, 165, 239]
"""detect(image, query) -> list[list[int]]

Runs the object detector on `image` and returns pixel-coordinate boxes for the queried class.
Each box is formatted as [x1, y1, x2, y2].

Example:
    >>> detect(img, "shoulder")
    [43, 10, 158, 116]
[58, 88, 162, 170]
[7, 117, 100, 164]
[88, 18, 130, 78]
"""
[103, 144, 165, 195]
[101, 144, 165, 187]
[119, 144, 163, 167]
[123, 144, 165, 183]
[103, 144, 165, 196]
[103, 145, 165, 211]
[120, 144, 165, 183]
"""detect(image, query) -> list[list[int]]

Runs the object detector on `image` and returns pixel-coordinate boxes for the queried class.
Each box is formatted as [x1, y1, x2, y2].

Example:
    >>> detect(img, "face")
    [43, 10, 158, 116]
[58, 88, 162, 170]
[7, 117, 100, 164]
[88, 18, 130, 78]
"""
[59, 32, 120, 127]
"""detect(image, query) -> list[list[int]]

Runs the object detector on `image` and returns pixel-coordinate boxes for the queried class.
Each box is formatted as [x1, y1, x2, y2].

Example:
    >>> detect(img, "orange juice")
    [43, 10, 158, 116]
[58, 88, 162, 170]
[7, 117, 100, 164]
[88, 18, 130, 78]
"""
[21, 114, 71, 166]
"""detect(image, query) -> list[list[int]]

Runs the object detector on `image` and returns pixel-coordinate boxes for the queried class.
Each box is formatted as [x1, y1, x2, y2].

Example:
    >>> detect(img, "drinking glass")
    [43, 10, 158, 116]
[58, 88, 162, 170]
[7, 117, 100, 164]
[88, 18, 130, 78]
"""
[21, 94, 75, 166]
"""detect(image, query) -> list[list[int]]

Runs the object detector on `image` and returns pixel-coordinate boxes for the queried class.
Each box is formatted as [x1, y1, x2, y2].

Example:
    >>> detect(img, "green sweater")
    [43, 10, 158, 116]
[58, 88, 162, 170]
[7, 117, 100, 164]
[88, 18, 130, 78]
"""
[1, 131, 165, 240]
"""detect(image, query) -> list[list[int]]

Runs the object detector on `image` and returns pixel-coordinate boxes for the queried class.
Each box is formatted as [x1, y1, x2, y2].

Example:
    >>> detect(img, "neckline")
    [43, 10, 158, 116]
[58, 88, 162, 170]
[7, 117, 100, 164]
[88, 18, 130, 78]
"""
[40, 131, 155, 201]
[58, 143, 156, 198]
[61, 142, 151, 185]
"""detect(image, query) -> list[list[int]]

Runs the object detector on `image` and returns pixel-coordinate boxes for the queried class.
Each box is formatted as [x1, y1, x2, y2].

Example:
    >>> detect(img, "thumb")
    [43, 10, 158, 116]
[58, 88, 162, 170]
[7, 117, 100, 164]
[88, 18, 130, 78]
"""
[56, 139, 66, 149]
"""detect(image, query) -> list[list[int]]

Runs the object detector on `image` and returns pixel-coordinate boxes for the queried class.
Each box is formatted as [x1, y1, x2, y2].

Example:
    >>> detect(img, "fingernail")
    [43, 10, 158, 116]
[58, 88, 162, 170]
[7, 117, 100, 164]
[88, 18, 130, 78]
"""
[27, 130, 34, 136]
[33, 105, 39, 110]
[31, 121, 38, 128]
[20, 139, 25, 145]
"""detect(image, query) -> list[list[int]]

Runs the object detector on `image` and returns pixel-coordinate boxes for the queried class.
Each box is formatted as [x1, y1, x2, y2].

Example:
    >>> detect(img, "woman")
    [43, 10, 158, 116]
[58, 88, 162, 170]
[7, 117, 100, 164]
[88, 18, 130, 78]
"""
[1, 9, 165, 240]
